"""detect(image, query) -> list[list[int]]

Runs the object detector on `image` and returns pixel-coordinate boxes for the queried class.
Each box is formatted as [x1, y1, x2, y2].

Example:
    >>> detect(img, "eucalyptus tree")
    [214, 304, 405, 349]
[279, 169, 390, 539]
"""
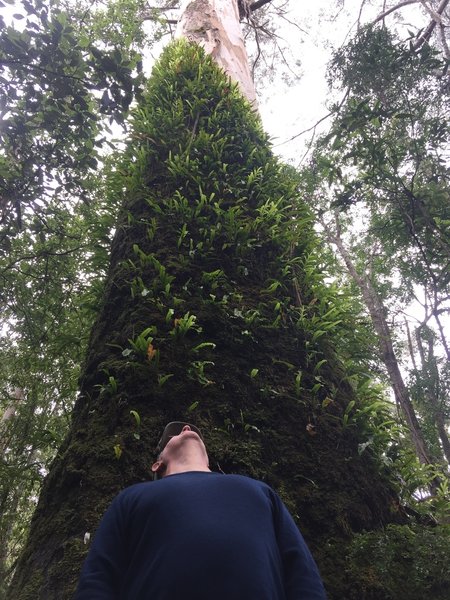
[5, 2, 410, 599]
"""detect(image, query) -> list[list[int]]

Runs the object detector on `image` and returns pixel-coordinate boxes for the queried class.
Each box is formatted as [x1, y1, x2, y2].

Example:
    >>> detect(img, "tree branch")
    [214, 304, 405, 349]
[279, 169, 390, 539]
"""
[250, 0, 274, 11]
[274, 88, 350, 168]
[439, 22, 450, 59]
[413, 0, 450, 49]
[419, 0, 445, 24]
[373, 0, 420, 25]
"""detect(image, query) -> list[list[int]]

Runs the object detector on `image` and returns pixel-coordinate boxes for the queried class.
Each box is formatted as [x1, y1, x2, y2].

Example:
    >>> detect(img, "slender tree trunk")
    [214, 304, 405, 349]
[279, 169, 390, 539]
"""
[434, 312, 450, 361]
[323, 212, 436, 468]
[0, 388, 36, 592]
[0, 388, 24, 455]
[436, 410, 450, 463]
[414, 328, 450, 463]
[413, 0, 450, 49]
[0, 485, 22, 594]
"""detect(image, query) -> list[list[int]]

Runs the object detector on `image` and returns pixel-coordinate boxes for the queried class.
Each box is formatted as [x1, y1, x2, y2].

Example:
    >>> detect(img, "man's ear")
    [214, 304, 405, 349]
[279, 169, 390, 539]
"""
[151, 460, 163, 474]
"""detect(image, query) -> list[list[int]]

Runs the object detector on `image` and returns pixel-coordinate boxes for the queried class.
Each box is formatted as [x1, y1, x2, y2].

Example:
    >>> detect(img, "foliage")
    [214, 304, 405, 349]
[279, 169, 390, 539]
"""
[0, 188, 116, 590]
[324, 27, 450, 307]
[0, 0, 146, 582]
[347, 524, 450, 600]
[2, 3, 449, 598]
[0, 0, 144, 239]
[4, 37, 412, 599]
[0, 149, 123, 589]
[305, 25, 450, 470]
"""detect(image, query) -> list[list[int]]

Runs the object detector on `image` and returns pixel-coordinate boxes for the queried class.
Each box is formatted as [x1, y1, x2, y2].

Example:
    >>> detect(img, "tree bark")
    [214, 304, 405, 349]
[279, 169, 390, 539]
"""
[414, 328, 450, 463]
[436, 410, 450, 463]
[0, 388, 23, 455]
[176, 0, 257, 105]
[413, 0, 450, 49]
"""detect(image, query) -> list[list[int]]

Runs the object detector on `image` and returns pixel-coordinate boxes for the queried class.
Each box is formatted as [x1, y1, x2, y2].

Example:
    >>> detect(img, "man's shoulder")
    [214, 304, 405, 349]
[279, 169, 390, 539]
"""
[223, 473, 270, 488]
[211, 473, 274, 497]
[115, 481, 153, 502]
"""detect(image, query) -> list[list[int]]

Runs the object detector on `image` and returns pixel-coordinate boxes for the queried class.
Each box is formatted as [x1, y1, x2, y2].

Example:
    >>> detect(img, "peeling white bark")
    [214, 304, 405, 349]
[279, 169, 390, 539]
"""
[1, 387, 23, 424]
[176, 0, 257, 106]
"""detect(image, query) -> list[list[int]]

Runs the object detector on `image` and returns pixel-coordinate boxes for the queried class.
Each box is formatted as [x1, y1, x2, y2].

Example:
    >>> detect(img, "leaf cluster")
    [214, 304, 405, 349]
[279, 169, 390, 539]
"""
[0, 0, 144, 237]
[347, 523, 450, 600]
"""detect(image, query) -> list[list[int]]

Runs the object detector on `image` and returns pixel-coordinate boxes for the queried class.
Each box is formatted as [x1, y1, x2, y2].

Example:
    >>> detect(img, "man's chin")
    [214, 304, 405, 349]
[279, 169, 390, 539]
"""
[180, 430, 201, 442]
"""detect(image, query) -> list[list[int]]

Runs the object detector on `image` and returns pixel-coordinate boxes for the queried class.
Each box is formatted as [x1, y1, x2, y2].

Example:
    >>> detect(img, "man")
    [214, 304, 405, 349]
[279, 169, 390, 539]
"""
[76, 421, 327, 599]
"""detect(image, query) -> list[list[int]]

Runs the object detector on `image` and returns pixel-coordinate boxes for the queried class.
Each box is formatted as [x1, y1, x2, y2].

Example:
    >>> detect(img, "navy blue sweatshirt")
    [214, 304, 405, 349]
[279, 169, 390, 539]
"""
[76, 472, 327, 599]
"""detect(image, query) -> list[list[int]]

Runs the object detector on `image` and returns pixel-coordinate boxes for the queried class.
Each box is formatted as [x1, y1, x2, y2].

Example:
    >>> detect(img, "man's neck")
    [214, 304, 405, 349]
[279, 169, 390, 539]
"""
[164, 454, 210, 477]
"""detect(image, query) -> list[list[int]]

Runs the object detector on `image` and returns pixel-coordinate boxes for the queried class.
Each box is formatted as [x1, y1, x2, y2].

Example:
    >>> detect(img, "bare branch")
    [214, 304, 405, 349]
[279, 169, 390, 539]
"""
[277, 12, 309, 35]
[373, 0, 420, 25]
[274, 89, 350, 168]
[439, 22, 450, 58]
[249, 17, 263, 79]
[144, 1, 180, 11]
[404, 318, 419, 370]
[272, 112, 329, 151]
[434, 312, 450, 360]
[382, 0, 388, 26]
[419, 0, 445, 24]
[357, 0, 369, 31]
[274, 38, 300, 79]
[139, 1, 180, 22]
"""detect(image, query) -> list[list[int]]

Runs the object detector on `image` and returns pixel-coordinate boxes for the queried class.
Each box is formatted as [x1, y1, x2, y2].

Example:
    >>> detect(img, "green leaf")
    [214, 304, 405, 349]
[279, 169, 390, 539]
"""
[130, 410, 141, 427]
[158, 374, 174, 387]
[192, 342, 216, 353]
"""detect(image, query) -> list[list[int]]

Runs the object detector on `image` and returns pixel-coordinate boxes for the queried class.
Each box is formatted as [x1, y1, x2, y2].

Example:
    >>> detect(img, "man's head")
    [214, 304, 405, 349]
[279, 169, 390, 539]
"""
[152, 421, 209, 479]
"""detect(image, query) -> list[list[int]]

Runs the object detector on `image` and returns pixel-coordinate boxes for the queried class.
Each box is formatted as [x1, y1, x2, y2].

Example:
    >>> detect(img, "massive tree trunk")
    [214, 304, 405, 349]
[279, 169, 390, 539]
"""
[8, 4, 406, 600]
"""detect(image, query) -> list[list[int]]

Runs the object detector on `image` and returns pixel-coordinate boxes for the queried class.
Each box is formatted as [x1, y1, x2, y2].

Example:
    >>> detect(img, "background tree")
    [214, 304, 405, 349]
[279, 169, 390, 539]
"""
[302, 25, 449, 486]
[1, 0, 145, 582]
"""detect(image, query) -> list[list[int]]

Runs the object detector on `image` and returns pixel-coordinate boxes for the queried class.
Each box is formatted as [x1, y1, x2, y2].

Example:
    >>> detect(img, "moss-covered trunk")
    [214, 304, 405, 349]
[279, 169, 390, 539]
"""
[8, 42, 405, 600]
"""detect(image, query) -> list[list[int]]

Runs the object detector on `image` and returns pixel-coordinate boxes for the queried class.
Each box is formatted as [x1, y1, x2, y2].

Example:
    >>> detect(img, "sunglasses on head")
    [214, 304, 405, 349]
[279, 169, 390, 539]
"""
[156, 421, 203, 454]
